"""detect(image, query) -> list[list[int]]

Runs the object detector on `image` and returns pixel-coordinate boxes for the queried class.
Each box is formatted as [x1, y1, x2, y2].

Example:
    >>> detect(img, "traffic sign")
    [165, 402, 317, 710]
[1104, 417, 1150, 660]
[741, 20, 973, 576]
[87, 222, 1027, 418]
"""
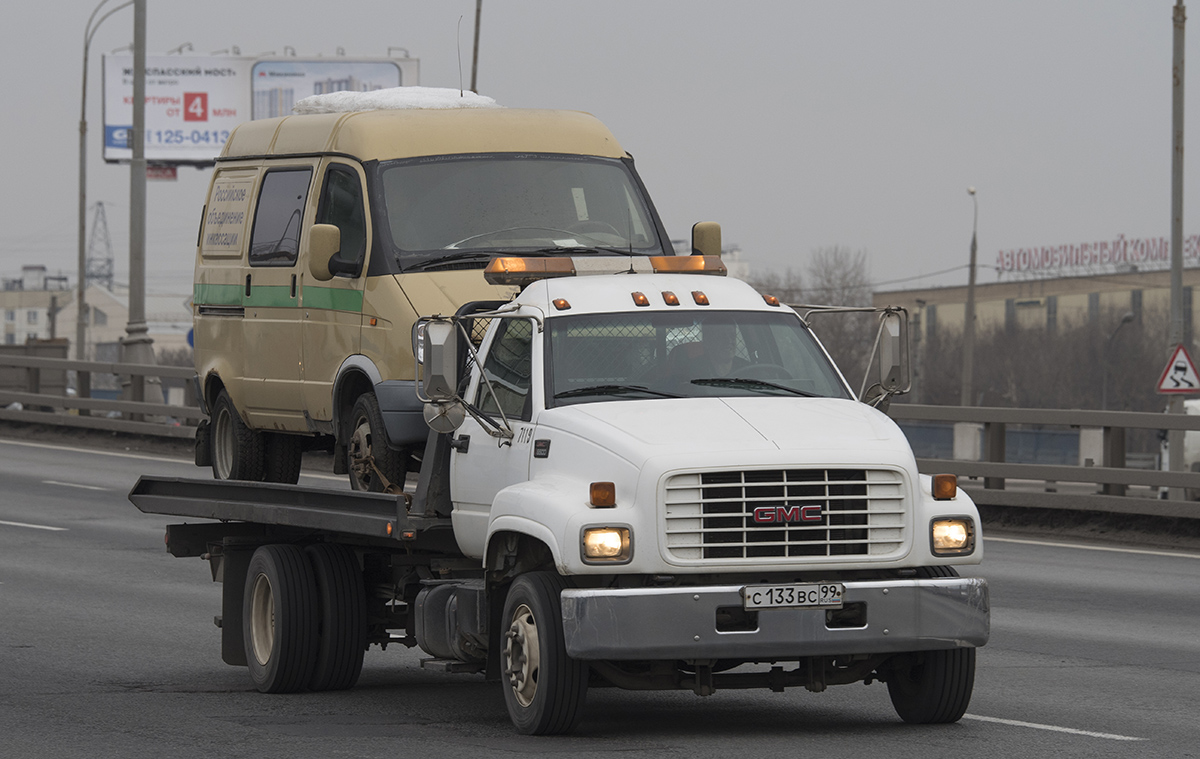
[1156, 344, 1200, 394]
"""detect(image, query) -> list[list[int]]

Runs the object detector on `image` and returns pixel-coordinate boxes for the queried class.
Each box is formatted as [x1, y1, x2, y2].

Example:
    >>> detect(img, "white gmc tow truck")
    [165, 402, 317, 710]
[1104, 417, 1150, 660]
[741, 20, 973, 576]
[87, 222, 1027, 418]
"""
[130, 253, 989, 735]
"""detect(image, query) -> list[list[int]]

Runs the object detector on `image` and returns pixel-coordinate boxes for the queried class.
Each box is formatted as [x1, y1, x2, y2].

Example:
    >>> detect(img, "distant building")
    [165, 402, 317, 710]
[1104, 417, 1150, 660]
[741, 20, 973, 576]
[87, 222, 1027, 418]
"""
[874, 268, 1200, 348]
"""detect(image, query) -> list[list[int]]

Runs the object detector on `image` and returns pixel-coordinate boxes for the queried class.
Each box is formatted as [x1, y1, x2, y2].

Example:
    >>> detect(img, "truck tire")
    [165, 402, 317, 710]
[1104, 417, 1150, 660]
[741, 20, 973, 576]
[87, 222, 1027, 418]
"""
[263, 432, 304, 484]
[501, 572, 588, 735]
[304, 544, 366, 691]
[886, 647, 976, 724]
[347, 392, 406, 492]
[243, 545, 319, 693]
[211, 389, 264, 481]
[886, 564, 974, 723]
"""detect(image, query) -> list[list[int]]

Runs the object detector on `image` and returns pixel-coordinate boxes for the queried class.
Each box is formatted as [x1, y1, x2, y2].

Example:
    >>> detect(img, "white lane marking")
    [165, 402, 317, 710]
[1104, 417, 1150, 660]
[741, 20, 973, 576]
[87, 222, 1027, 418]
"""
[0, 437, 187, 465]
[0, 519, 68, 532]
[963, 714, 1146, 741]
[42, 480, 108, 491]
[986, 535, 1200, 560]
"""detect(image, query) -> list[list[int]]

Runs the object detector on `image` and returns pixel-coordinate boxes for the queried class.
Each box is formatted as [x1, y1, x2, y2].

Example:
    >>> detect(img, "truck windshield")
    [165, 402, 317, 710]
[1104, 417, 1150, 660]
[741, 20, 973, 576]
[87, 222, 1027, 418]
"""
[376, 154, 665, 271]
[547, 311, 852, 406]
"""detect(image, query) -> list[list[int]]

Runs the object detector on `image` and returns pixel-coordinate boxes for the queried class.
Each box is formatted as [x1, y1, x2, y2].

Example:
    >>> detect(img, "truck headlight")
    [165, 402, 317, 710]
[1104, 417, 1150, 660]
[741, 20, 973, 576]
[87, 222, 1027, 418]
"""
[581, 526, 632, 564]
[930, 517, 975, 556]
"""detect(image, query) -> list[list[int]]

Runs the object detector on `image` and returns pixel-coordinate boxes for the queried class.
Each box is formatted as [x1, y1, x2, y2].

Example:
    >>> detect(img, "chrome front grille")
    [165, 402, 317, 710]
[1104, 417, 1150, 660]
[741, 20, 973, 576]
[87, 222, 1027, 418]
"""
[664, 468, 906, 561]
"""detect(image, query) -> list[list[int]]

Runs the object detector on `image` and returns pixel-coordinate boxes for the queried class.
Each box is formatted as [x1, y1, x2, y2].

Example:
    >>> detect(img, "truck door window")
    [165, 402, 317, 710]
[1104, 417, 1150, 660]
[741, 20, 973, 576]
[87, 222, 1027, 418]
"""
[316, 165, 367, 276]
[249, 169, 312, 267]
[476, 319, 535, 421]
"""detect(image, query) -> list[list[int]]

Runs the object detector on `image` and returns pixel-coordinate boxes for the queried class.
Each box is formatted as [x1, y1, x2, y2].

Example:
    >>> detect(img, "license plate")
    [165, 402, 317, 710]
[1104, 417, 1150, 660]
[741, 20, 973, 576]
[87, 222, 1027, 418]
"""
[742, 583, 844, 610]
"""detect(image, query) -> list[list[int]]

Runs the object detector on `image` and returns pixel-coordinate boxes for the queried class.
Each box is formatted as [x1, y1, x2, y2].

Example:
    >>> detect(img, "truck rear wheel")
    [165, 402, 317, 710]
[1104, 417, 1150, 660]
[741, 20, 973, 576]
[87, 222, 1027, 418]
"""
[304, 544, 366, 691]
[347, 392, 406, 492]
[243, 545, 318, 693]
[501, 572, 587, 735]
[263, 432, 304, 484]
[886, 647, 976, 724]
[211, 389, 264, 481]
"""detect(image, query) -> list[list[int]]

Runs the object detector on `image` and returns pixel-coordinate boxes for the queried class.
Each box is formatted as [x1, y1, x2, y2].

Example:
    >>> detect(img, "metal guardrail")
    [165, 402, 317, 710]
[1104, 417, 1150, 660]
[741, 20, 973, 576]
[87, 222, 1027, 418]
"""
[3, 351, 1198, 520]
[890, 404, 1200, 520]
[0, 353, 201, 439]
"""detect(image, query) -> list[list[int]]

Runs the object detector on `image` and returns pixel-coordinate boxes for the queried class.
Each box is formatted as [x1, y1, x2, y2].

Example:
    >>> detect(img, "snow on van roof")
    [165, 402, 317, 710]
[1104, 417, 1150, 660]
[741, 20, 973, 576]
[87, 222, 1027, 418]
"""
[292, 86, 502, 114]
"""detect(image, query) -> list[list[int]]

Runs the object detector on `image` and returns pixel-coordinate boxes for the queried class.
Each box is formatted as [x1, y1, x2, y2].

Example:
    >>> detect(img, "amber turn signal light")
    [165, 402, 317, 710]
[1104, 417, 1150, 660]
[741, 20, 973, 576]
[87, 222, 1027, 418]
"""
[932, 474, 957, 500]
[590, 481, 616, 508]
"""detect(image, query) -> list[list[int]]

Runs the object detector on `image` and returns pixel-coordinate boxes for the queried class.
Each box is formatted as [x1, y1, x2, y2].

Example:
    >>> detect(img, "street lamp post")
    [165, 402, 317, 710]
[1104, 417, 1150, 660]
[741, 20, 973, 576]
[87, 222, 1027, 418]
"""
[1102, 312, 1136, 410]
[960, 187, 979, 407]
[78, 0, 133, 363]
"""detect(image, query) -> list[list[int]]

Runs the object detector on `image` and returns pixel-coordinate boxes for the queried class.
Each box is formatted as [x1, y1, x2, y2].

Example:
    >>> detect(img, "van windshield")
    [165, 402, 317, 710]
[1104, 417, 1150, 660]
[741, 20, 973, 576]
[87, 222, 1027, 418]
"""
[376, 154, 665, 271]
[546, 311, 853, 406]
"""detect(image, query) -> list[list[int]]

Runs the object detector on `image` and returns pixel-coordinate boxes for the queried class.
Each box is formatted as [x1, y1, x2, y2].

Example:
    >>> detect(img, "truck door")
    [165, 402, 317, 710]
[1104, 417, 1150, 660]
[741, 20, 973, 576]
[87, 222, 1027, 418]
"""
[449, 317, 538, 557]
[300, 160, 369, 423]
[240, 165, 315, 427]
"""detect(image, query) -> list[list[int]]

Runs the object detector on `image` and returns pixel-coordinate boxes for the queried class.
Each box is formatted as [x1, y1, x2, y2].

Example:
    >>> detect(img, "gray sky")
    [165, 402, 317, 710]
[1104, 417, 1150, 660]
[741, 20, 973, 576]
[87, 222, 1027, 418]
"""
[1, 1, 1197, 296]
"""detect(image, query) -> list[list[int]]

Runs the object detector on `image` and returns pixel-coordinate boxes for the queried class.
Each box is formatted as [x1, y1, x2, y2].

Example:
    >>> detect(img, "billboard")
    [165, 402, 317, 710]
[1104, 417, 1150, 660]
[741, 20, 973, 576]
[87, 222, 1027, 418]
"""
[103, 55, 420, 165]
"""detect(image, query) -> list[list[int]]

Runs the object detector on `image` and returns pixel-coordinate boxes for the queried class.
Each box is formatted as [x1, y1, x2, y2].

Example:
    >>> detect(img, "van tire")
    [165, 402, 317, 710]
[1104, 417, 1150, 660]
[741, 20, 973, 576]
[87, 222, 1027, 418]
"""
[263, 433, 304, 484]
[347, 392, 406, 492]
[211, 389, 264, 481]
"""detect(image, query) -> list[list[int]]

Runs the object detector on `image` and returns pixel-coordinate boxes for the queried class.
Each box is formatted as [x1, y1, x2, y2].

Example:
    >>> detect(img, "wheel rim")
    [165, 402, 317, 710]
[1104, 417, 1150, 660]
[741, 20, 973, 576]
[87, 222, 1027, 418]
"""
[213, 405, 234, 479]
[504, 602, 541, 708]
[347, 412, 373, 490]
[249, 572, 275, 666]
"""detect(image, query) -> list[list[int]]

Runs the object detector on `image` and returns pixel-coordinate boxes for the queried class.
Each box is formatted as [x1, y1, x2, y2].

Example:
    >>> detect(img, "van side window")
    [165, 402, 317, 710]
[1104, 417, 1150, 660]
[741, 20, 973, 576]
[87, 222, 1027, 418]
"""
[316, 165, 367, 276]
[249, 169, 312, 267]
[476, 319, 534, 422]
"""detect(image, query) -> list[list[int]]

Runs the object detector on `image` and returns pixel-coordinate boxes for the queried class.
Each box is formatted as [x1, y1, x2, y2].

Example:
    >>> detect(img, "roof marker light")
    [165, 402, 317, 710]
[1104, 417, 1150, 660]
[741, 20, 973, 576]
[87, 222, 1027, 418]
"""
[763, 294, 781, 307]
[632, 291, 650, 307]
[552, 298, 571, 311]
[692, 291, 709, 306]
[662, 291, 680, 306]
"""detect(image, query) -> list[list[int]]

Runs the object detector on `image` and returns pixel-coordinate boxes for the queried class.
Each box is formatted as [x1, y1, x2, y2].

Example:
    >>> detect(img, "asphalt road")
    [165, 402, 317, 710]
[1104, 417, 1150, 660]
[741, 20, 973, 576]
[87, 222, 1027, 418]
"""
[1, 435, 1198, 758]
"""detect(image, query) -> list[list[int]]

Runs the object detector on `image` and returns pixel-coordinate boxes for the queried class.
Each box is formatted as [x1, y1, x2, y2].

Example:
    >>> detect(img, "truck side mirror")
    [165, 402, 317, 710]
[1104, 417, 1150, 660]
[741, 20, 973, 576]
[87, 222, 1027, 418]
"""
[308, 224, 340, 282]
[422, 320, 459, 401]
[876, 310, 909, 394]
[691, 221, 722, 257]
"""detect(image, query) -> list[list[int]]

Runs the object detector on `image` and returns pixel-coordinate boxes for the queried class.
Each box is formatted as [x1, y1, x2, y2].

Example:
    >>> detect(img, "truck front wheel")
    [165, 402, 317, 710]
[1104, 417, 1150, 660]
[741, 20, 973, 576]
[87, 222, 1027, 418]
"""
[501, 572, 587, 735]
[243, 545, 319, 693]
[347, 392, 407, 492]
[885, 647, 976, 723]
[211, 389, 264, 481]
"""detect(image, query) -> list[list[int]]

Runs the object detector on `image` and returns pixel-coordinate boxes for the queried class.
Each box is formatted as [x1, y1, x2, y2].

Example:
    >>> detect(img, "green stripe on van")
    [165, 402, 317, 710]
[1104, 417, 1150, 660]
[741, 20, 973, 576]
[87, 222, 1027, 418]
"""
[193, 282, 362, 312]
[302, 287, 364, 312]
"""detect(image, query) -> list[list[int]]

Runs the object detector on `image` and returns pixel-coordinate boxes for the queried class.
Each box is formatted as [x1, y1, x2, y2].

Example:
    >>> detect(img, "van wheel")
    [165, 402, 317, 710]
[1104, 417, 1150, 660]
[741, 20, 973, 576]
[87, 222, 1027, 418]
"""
[211, 389, 264, 481]
[304, 544, 366, 691]
[501, 572, 588, 735]
[347, 392, 406, 492]
[243, 545, 319, 693]
[263, 433, 304, 484]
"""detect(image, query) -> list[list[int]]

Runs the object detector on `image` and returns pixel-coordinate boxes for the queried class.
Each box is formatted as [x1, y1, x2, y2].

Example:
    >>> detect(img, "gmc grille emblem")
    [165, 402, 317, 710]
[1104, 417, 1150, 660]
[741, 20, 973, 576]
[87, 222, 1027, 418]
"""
[752, 505, 823, 524]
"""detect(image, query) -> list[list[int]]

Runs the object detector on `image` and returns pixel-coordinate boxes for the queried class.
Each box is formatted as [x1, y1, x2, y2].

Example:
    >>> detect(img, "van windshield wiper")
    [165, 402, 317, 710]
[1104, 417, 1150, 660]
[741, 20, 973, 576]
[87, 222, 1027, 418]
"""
[555, 384, 680, 400]
[691, 378, 818, 397]
[531, 246, 645, 257]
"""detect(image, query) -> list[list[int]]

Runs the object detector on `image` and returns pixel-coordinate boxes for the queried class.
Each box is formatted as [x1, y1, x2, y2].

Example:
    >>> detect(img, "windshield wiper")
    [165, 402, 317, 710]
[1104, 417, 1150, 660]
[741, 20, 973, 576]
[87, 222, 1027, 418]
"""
[531, 246, 643, 257]
[555, 384, 681, 400]
[691, 378, 818, 397]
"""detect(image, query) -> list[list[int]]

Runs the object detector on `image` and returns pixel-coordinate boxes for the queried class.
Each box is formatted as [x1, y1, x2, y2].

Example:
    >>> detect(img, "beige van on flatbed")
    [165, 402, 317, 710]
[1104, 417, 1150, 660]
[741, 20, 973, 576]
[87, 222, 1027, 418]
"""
[192, 100, 680, 489]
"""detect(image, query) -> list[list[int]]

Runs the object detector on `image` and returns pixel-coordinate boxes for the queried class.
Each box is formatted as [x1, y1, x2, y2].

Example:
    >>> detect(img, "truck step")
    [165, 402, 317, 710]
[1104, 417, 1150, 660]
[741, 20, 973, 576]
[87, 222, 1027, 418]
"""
[419, 658, 484, 674]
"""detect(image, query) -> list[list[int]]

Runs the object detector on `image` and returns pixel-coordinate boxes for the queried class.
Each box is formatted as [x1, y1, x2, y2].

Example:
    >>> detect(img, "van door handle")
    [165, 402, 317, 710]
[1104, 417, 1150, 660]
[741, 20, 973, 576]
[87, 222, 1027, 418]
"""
[245, 274, 251, 297]
[290, 274, 297, 298]
[449, 435, 470, 453]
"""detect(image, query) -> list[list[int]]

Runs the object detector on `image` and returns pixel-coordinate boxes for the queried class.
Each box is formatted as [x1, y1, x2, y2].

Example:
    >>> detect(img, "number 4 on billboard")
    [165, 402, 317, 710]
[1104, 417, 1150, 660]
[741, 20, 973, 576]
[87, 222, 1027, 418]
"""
[184, 92, 208, 122]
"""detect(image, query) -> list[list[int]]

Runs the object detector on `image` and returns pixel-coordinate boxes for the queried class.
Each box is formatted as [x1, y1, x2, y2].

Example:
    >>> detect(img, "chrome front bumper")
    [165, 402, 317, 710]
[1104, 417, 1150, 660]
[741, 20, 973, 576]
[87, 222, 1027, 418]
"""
[560, 577, 989, 661]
